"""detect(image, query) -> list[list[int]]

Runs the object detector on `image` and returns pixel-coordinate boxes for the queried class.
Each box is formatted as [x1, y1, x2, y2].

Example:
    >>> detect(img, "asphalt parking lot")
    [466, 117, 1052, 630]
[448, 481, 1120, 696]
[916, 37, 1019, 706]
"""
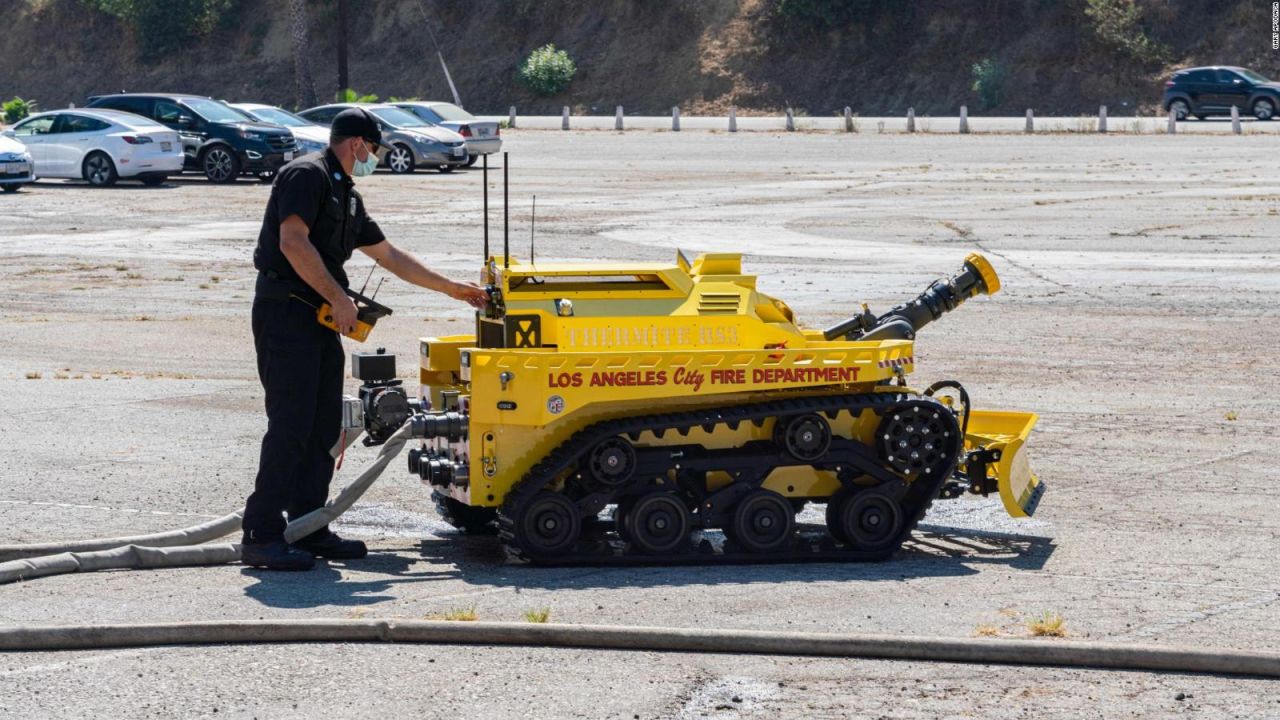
[2, 128, 1278, 718]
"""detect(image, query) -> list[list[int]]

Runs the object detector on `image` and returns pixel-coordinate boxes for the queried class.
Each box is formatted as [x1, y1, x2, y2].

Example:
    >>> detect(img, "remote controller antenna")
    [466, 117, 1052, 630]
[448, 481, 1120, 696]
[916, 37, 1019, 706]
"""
[503, 151, 510, 269]
[530, 195, 536, 266]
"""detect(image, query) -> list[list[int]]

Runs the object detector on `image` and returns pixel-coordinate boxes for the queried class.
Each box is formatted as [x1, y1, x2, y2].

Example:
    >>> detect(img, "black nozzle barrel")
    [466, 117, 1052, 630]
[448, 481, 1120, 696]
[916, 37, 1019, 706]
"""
[410, 411, 469, 442]
[823, 254, 1000, 341]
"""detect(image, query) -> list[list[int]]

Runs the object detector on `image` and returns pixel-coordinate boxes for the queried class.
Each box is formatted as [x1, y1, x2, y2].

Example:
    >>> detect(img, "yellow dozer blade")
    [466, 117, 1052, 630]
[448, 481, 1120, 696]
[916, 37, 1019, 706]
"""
[965, 410, 1043, 518]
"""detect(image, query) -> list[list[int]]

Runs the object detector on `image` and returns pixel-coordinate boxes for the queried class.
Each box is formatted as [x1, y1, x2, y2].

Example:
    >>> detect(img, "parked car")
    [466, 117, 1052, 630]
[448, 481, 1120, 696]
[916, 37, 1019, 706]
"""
[393, 101, 500, 167]
[86, 93, 296, 182]
[298, 103, 468, 173]
[4, 109, 182, 187]
[228, 103, 328, 156]
[0, 130, 35, 192]
[1163, 66, 1280, 121]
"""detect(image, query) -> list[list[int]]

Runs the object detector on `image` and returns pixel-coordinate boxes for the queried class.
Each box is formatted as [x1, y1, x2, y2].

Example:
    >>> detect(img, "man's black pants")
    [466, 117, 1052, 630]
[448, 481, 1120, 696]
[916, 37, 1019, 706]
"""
[243, 292, 344, 543]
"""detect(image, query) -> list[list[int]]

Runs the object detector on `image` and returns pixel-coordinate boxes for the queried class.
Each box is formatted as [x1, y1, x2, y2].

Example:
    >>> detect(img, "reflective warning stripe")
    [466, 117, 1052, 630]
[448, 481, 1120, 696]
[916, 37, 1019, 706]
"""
[877, 356, 915, 369]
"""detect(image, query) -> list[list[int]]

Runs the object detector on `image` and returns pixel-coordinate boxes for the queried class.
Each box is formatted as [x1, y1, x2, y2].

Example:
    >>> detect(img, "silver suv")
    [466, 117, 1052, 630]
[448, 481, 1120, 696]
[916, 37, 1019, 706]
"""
[298, 103, 468, 174]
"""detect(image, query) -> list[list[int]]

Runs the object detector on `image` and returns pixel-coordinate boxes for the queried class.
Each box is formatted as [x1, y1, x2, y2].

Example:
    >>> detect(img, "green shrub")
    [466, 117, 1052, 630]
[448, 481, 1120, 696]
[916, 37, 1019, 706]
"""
[81, 0, 233, 58]
[970, 58, 1007, 110]
[336, 88, 380, 103]
[517, 44, 576, 97]
[1084, 0, 1168, 63]
[3, 97, 36, 124]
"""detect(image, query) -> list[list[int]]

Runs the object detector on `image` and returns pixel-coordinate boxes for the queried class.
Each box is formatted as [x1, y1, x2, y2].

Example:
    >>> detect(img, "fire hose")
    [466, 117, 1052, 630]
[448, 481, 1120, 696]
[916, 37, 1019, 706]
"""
[3, 423, 1278, 680]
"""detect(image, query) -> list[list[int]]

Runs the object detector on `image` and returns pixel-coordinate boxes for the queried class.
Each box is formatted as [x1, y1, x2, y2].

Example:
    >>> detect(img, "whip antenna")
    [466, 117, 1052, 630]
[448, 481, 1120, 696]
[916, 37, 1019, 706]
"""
[482, 154, 489, 262]
[503, 151, 510, 269]
[530, 195, 536, 266]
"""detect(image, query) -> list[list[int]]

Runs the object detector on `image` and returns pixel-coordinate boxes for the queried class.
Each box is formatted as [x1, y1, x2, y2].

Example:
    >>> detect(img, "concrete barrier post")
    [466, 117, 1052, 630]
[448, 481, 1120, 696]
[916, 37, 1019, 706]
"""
[907, 107, 915, 133]
[561, 106, 570, 131]
[959, 106, 969, 134]
[1231, 105, 1242, 134]
[1098, 105, 1107, 133]
[509, 106, 517, 129]
[785, 107, 795, 131]
[615, 106, 624, 131]
[1167, 109, 1176, 134]
[672, 106, 680, 132]
[843, 107, 853, 132]
[728, 107, 737, 132]
[1025, 108, 1034, 133]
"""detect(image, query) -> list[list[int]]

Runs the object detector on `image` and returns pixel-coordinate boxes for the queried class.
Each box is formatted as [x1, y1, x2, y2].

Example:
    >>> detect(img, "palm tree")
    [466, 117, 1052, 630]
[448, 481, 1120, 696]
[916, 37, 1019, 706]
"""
[290, 0, 318, 109]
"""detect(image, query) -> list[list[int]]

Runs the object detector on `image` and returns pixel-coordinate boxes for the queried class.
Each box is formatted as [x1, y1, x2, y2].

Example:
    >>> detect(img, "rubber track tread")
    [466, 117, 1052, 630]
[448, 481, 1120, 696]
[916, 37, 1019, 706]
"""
[496, 392, 960, 565]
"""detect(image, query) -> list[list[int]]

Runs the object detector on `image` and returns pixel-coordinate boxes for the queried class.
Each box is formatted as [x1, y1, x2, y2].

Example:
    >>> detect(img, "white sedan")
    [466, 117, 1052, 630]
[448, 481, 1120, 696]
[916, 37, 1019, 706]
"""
[0, 132, 35, 193]
[228, 103, 330, 157]
[4, 109, 184, 187]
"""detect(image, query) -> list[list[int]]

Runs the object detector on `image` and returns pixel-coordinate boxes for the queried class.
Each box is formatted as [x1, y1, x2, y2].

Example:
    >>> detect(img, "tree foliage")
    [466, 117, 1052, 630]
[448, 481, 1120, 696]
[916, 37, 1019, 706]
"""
[1084, 0, 1169, 63]
[81, 0, 234, 58]
[971, 58, 1008, 110]
[518, 44, 577, 97]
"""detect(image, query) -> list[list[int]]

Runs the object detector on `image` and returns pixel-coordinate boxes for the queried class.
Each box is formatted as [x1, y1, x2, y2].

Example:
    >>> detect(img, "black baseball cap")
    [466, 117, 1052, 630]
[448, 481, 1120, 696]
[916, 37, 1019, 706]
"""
[331, 107, 383, 147]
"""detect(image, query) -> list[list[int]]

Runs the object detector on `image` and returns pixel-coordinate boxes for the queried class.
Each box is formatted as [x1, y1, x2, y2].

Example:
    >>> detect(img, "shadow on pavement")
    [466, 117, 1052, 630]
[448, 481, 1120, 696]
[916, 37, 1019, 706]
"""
[401, 524, 1055, 591]
[240, 550, 463, 609]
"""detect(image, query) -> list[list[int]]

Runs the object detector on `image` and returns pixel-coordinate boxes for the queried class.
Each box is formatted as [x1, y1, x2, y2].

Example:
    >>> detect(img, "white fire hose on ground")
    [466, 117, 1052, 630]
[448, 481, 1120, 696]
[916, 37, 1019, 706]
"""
[3, 425, 1279, 680]
[0, 424, 411, 583]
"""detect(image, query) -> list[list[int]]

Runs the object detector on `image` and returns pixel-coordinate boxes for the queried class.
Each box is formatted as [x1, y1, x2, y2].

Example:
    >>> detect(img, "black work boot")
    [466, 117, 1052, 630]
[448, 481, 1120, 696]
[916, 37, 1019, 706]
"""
[241, 540, 316, 571]
[291, 531, 368, 560]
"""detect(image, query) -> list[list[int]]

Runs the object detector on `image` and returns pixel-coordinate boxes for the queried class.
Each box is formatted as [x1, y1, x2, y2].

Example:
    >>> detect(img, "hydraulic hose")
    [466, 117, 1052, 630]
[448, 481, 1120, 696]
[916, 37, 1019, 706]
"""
[0, 620, 1277, 680]
[0, 424, 413, 585]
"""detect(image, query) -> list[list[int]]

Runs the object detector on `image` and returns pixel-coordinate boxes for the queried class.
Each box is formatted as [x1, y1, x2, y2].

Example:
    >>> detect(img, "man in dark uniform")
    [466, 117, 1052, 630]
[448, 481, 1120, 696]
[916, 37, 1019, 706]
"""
[244, 108, 487, 570]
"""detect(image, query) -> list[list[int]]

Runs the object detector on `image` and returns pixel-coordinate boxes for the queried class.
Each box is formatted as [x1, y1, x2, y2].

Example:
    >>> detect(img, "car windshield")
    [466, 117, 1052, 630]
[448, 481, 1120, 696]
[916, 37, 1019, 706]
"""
[186, 98, 255, 124]
[245, 106, 313, 128]
[370, 107, 430, 128]
[426, 103, 474, 122]
[1237, 68, 1272, 83]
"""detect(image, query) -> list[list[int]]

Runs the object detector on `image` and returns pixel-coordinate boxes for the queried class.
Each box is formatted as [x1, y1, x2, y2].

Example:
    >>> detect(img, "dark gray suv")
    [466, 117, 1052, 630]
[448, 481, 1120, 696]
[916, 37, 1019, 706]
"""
[1162, 66, 1280, 121]
[87, 93, 297, 182]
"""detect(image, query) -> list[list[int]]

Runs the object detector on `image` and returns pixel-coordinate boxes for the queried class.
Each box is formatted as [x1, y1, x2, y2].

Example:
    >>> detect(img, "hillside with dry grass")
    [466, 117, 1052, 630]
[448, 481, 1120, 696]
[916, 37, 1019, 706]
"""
[2, 0, 1276, 115]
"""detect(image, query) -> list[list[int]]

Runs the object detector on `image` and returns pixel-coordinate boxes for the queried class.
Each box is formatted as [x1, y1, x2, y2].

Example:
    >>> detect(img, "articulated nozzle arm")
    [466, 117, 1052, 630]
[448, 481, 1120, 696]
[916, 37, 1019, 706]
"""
[823, 253, 1001, 341]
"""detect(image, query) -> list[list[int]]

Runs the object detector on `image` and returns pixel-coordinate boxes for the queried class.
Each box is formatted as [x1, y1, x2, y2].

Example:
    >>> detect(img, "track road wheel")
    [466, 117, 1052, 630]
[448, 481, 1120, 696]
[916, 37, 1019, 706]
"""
[587, 437, 636, 488]
[825, 489, 853, 543]
[837, 488, 903, 553]
[624, 492, 690, 555]
[513, 491, 580, 560]
[776, 413, 831, 462]
[726, 490, 794, 554]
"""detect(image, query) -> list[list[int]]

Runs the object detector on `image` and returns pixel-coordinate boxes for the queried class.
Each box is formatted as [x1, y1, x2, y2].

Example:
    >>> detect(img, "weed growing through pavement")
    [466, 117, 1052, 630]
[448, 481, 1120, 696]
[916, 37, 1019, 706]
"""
[1225, 410, 1239, 421]
[430, 606, 478, 621]
[973, 624, 1001, 637]
[24, 371, 41, 379]
[1026, 611, 1066, 637]
[523, 607, 552, 623]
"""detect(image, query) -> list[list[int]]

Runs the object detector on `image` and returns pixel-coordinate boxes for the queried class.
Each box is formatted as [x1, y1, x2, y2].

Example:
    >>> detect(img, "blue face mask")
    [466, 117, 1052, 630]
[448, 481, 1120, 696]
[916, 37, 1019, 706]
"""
[352, 142, 378, 177]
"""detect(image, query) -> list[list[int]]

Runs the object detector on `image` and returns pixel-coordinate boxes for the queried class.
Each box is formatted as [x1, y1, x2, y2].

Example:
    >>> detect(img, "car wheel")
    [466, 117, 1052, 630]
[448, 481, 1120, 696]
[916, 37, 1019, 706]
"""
[465, 155, 478, 168]
[438, 164, 455, 174]
[1253, 98, 1276, 121]
[83, 152, 118, 187]
[386, 144, 415, 174]
[1, 184, 20, 193]
[1168, 99, 1190, 121]
[201, 145, 240, 183]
